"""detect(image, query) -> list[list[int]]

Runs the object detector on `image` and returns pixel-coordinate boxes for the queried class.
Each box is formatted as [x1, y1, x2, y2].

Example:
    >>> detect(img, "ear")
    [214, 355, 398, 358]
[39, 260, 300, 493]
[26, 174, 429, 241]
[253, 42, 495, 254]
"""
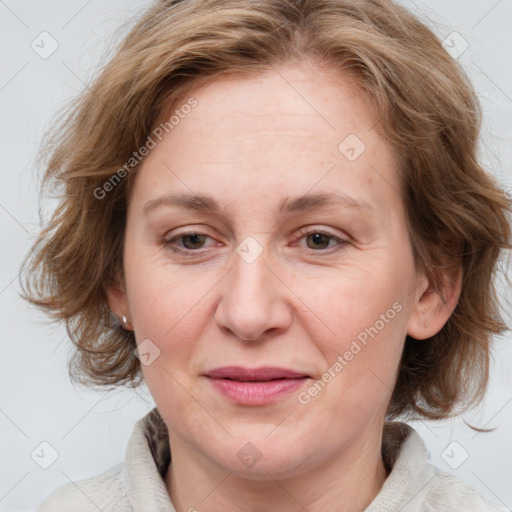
[107, 277, 133, 331]
[406, 263, 462, 340]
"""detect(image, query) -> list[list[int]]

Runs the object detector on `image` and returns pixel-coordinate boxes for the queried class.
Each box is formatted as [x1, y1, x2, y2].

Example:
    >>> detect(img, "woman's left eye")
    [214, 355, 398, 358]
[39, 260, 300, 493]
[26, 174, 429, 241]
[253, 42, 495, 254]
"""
[295, 228, 347, 252]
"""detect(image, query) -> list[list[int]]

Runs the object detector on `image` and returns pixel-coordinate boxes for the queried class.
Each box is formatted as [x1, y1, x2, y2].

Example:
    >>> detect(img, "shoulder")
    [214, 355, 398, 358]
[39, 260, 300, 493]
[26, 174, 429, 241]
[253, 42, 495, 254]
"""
[35, 463, 131, 512]
[35, 408, 173, 512]
[421, 469, 503, 511]
[368, 422, 503, 512]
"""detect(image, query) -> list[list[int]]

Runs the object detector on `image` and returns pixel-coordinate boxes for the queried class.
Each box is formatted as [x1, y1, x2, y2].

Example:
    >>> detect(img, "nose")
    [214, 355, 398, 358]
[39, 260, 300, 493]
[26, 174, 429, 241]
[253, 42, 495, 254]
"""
[214, 240, 292, 341]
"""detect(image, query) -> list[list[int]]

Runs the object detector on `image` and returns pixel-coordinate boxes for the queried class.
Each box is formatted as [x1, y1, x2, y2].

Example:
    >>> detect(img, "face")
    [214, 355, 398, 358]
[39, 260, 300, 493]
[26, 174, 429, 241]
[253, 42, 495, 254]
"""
[113, 60, 432, 479]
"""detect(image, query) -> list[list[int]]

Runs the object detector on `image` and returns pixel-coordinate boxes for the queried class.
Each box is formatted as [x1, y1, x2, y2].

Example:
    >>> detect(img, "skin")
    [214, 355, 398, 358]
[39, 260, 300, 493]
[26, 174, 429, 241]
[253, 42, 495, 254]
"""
[109, 59, 461, 512]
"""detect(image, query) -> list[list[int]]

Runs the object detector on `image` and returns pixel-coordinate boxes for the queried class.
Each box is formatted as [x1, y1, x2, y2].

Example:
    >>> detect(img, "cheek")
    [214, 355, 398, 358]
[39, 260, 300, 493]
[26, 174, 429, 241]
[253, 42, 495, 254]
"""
[127, 270, 212, 416]
[291, 265, 409, 404]
[129, 278, 211, 358]
[293, 260, 409, 348]
[123, 255, 230, 404]
[124, 240, 215, 336]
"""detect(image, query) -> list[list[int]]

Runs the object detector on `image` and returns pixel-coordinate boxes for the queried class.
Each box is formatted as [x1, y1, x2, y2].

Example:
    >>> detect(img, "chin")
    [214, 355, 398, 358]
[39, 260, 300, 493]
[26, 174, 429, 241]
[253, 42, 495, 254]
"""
[203, 430, 322, 481]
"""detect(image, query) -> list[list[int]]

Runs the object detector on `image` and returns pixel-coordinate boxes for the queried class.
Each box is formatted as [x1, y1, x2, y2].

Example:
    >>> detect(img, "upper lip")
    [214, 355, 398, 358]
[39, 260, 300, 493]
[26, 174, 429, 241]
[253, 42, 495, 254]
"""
[203, 366, 309, 381]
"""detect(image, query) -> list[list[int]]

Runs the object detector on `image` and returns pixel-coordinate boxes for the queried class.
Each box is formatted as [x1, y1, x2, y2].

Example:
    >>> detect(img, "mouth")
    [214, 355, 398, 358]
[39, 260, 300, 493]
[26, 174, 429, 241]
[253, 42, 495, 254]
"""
[202, 366, 310, 405]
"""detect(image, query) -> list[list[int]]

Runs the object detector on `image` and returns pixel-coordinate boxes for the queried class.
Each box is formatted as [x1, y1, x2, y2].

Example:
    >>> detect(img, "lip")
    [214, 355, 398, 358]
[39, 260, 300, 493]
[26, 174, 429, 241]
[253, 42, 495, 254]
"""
[203, 366, 310, 406]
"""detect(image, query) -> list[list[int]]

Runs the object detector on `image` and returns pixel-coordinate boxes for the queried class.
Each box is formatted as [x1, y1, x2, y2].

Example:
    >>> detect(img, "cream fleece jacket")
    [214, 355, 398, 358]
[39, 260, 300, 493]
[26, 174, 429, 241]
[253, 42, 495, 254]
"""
[36, 408, 502, 511]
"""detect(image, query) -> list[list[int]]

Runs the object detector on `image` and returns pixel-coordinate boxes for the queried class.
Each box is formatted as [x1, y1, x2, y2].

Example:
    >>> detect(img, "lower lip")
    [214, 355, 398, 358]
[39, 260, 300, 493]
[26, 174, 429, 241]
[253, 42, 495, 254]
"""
[207, 377, 308, 405]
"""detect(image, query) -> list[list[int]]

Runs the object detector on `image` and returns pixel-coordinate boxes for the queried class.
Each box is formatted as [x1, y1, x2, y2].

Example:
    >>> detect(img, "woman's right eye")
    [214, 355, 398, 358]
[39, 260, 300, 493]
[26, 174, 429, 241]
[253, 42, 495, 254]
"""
[163, 232, 215, 253]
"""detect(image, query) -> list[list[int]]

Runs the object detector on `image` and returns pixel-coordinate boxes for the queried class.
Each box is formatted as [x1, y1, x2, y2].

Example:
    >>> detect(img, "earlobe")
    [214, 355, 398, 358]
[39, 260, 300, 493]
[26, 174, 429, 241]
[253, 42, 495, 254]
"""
[107, 281, 133, 331]
[406, 266, 462, 340]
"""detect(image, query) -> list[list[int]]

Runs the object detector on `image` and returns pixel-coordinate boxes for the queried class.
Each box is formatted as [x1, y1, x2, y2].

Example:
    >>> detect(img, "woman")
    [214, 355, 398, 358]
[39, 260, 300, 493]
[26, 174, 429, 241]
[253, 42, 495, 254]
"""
[24, 0, 510, 510]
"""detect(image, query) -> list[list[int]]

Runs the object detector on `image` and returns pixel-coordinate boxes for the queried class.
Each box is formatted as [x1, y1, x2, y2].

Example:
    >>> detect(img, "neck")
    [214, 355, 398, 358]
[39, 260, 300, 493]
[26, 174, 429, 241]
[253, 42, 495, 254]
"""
[164, 427, 388, 512]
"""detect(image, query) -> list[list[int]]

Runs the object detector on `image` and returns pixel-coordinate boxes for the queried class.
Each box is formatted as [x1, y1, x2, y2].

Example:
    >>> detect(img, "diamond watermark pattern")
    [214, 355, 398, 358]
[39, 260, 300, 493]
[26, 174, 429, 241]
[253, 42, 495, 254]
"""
[236, 236, 263, 264]
[237, 442, 263, 468]
[338, 134, 366, 162]
[442, 32, 469, 60]
[441, 441, 469, 469]
[30, 31, 59, 59]
[31, 441, 59, 469]
[134, 338, 161, 366]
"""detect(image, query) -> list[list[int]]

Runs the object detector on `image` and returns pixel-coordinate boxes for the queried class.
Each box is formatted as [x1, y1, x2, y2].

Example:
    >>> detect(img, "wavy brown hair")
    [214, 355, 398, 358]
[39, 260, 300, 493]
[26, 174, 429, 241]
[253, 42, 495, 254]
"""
[22, 0, 511, 420]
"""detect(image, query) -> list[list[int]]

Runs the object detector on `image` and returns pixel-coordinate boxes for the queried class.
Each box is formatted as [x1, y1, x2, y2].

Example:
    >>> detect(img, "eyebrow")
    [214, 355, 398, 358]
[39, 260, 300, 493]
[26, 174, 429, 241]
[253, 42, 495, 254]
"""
[142, 192, 374, 215]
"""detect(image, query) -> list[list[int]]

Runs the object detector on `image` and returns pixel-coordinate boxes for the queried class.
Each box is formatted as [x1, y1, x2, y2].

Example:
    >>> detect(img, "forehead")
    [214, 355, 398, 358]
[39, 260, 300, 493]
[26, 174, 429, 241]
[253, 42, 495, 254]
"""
[132, 62, 400, 216]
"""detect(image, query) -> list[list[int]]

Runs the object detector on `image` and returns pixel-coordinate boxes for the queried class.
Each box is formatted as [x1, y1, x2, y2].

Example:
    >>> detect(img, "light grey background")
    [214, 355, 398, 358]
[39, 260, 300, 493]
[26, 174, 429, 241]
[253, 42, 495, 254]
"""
[1, 1, 511, 510]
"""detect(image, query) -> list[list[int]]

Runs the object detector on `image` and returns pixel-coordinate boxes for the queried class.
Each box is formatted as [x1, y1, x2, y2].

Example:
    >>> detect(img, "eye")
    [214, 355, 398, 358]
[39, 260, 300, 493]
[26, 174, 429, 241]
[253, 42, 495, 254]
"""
[295, 227, 348, 252]
[163, 231, 216, 252]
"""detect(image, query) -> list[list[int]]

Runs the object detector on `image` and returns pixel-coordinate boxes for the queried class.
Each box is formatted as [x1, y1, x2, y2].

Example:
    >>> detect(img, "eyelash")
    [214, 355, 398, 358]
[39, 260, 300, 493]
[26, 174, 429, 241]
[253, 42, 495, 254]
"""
[162, 227, 348, 256]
